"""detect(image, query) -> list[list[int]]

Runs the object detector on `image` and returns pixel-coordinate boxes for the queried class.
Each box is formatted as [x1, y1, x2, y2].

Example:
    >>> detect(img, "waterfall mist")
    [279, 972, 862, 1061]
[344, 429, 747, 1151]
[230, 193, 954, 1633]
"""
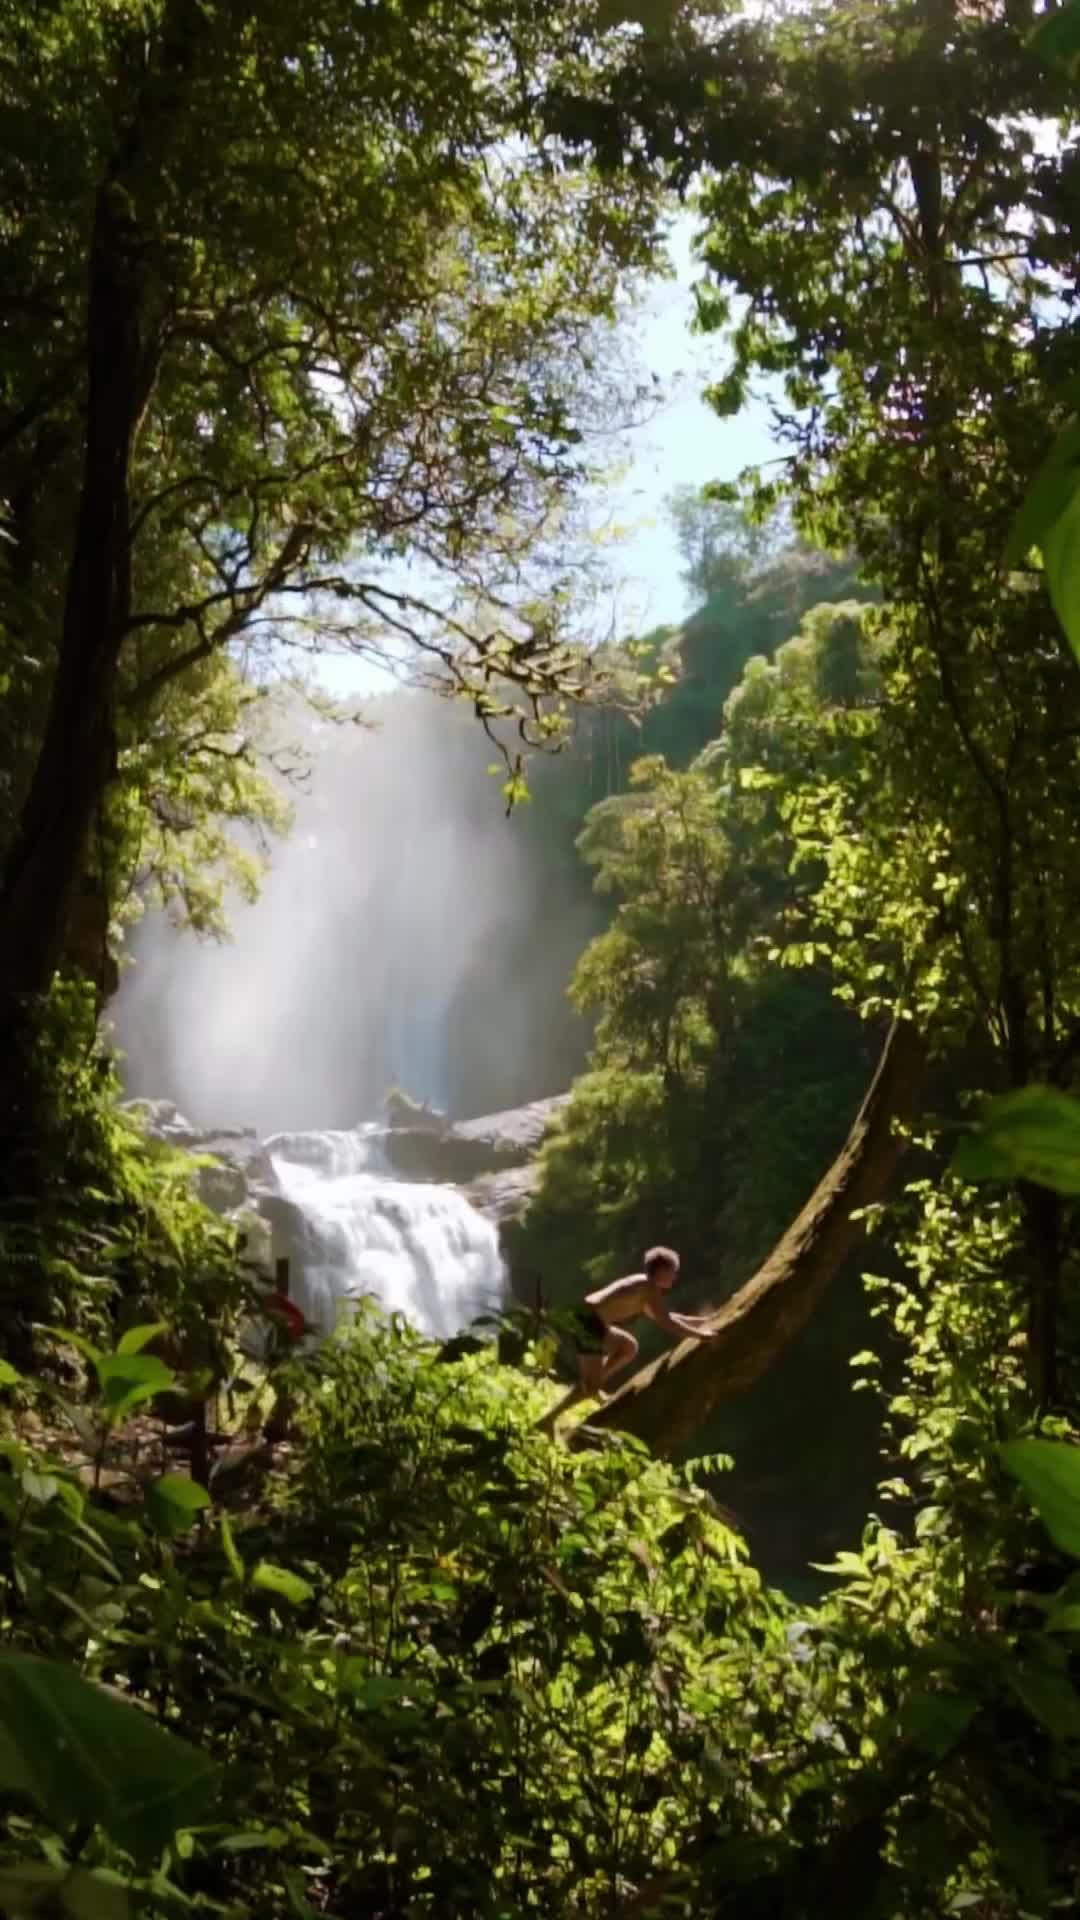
[113, 692, 599, 1134]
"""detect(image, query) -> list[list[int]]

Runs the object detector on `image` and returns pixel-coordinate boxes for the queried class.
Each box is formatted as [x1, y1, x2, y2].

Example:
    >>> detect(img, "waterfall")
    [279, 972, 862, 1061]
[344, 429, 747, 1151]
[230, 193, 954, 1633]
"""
[261, 1128, 505, 1340]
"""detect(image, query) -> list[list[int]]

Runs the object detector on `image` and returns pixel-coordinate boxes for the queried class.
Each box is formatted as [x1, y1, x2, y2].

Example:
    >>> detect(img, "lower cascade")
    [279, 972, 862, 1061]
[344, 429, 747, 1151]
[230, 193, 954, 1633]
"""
[261, 1127, 506, 1340]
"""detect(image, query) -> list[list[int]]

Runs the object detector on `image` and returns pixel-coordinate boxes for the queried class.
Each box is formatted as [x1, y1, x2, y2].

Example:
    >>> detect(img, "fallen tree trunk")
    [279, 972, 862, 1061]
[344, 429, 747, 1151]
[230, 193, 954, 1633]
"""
[583, 1015, 927, 1456]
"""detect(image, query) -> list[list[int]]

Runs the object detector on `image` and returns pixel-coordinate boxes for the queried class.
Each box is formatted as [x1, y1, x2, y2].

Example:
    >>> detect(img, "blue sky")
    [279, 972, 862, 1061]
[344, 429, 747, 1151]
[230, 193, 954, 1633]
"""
[316, 213, 778, 695]
[596, 212, 776, 634]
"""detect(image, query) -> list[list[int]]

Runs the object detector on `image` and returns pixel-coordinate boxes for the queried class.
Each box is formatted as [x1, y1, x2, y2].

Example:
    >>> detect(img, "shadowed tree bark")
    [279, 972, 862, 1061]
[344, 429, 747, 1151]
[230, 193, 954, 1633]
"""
[582, 1016, 927, 1455]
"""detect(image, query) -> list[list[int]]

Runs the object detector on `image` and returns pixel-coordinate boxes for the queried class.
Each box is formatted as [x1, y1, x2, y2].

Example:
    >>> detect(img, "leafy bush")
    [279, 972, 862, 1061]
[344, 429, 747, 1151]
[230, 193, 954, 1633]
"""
[0, 1306, 870, 1917]
[0, 980, 248, 1361]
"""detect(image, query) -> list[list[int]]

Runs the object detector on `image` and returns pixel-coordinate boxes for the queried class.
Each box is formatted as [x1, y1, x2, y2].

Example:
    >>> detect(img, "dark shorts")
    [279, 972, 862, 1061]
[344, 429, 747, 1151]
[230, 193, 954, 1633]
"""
[573, 1307, 608, 1356]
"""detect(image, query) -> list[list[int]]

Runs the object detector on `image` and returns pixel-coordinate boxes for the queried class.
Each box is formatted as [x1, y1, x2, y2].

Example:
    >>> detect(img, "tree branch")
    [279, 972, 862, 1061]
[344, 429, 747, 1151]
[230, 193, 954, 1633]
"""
[581, 1016, 927, 1455]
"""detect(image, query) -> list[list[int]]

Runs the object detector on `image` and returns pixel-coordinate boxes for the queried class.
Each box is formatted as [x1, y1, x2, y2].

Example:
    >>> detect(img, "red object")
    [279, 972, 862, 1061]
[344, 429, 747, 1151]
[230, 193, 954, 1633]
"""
[265, 1291, 306, 1343]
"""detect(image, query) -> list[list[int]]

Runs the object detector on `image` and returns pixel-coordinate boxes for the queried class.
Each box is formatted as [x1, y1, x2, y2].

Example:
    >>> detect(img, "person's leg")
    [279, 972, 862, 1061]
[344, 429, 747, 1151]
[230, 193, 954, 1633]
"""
[578, 1345, 606, 1396]
[536, 1340, 602, 1434]
[600, 1325, 638, 1385]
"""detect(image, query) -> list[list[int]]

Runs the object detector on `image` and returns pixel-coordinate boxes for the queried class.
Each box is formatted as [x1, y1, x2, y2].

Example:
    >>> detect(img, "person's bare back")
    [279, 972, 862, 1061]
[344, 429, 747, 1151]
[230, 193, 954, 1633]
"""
[583, 1271, 653, 1326]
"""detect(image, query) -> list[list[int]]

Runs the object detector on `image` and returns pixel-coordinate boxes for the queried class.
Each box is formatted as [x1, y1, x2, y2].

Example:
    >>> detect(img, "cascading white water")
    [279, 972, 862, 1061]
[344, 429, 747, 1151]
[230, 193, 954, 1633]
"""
[262, 1128, 505, 1340]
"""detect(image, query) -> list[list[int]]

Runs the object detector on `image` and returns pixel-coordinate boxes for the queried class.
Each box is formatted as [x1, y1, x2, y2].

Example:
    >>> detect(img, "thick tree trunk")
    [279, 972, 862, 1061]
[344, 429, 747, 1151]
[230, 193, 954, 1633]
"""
[0, 182, 144, 1011]
[584, 1016, 927, 1455]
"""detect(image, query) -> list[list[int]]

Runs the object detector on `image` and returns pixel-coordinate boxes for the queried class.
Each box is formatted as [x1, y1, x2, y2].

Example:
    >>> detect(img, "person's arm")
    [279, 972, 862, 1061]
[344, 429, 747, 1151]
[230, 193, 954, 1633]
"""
[644, 1293, 718, 1342]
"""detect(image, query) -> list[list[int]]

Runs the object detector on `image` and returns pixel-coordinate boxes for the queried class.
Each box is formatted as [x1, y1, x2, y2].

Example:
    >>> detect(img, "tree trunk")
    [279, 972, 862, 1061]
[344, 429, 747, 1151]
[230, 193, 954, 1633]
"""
[0, 0, 204, 1028]
[0, 179, 145, 1013]
[584, 1016, 927, 1455]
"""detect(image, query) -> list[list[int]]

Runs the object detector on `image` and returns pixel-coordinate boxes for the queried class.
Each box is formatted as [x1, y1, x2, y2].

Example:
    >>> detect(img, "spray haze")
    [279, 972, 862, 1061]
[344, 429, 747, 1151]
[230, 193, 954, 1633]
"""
[115, 691, 596, 1133]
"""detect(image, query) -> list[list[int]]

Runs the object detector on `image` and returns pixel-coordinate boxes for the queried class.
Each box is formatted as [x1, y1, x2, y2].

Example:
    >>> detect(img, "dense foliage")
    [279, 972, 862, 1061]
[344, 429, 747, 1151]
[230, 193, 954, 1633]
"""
[7, 0, 1080, 1914]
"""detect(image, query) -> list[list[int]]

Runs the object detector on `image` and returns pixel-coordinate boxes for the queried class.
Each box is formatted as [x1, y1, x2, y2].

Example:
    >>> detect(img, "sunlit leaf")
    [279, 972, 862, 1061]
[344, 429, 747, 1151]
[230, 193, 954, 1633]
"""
[116, 1323, 167, 1357]
[251, 1561, 313, 1606]
[1001, 1437, 1080, 1556]
[1044, 484, 1080, 661]
[0, 1652, 217, 1858]
[1005, 419, 1080, 566]
[145, 1475, 211, 1539]
[220, 1511, 245, 1581]
[95, 1353, 176, 1416]
[20, 1470, 59, 1506]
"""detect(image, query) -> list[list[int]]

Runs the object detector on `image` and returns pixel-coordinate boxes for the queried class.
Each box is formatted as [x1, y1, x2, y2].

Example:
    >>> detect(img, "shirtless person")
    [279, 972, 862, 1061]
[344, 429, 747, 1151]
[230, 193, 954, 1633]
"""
[539, 1246, 716, 1432]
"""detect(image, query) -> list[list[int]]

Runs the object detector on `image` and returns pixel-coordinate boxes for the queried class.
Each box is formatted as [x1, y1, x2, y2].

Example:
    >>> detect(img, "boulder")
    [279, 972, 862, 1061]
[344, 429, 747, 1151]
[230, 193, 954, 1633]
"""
[377, 1126, 508, 1184]
[463, 1165, 540, 1230]
[378, 1095, 568, 1183]
[192, 1157, 249, 1213]
[453, 1095, 569, 1164]
[122, 1097, 198, 1139]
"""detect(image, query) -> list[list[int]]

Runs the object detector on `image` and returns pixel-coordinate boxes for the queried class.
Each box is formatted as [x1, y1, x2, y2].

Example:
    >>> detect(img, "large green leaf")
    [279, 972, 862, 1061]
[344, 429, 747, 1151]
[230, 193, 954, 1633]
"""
[0, 1652, 217, 1859]
[952, 1086, 1080, 1192]
[1004, 1651, 1080, 1740]
[115, 1323, 167, 1358]
[95, 1353, 175, 1418]
[1005, 419, 1080, 567]
[144, 1475, 211, 1539]
[1001, 1438, 1080, 1556]
[898, 1690, 977, 1756]
[1032, 0, 1080, 72]
[1043, 483, 1080, 662]
[0, 1862, 132, 1918]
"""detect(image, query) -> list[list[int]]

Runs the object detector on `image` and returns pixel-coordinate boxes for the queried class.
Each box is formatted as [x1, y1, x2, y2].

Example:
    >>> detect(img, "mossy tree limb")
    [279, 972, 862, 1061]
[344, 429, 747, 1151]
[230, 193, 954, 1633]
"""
[585, 1016, 927, 1455]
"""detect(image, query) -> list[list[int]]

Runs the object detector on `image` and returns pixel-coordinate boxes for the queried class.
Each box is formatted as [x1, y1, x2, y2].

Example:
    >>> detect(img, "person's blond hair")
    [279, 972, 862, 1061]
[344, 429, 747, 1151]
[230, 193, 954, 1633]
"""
[644, 1246, 680, 1279]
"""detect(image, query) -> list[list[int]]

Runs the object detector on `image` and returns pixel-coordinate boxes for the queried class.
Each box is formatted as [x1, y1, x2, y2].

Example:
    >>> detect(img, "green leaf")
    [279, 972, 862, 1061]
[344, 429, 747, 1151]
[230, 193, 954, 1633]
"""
[1043, 481, 1080, 660]
[1004, 1653, 1080, 1740]
[0, 1359, 23, 1388]
[145, 1475, 211, 1539]
[1046, 1603, 1080, 1633]
[0, 1863, 133, 1919]
[0, 1652, 217, 1858]
[1005, 419, 1080, 566]
[115, 1323, 166, 1358]
[898, 1690, 978, 1756]
[952, 1086, 1080, 1192]
[218, 1827, 288, 1853]
[95, 1353, 176, 1417]
[251, 1561, 313, 1607]
[219, 1511, 245, 1580]
[1031, 0, 1080, 72]
[339, 1667, 412, 1709]
[20, 1470, 59, 1506]
[1001, 1437, 1080, 1555]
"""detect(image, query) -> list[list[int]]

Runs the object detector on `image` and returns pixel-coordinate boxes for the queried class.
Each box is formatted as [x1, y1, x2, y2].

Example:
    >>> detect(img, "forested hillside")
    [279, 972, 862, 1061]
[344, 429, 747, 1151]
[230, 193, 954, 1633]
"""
[4, 1, 1080, 1917]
